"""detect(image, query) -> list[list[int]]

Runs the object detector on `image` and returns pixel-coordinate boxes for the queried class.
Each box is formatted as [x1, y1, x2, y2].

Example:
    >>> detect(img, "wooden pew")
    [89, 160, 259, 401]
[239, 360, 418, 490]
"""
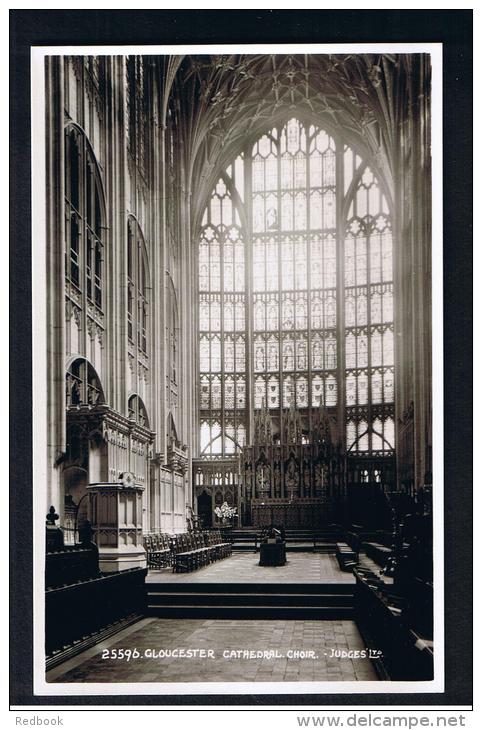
[363, 541, 392, 568]
[335, 542, 358, 571]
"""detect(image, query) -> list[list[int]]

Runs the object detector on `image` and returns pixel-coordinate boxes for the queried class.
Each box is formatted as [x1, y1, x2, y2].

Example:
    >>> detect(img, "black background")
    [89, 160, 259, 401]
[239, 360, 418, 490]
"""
[10, 9, 473, 709]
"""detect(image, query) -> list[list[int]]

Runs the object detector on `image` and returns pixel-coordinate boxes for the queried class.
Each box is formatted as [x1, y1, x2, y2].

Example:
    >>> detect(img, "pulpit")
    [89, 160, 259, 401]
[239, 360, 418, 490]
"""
[87, 474, 146, 572]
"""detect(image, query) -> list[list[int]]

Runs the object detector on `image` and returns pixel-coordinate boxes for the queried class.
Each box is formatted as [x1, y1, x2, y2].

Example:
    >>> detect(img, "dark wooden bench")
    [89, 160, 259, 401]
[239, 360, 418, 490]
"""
[46, 544, 101, 588]
[335, 542, 358, 571]
[344, 531, 362, 552]
[364, 541, 392, 568]
[354, 567, 433, 681]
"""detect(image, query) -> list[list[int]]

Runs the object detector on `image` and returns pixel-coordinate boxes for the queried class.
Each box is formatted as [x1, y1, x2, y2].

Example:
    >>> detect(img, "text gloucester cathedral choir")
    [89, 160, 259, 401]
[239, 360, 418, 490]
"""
[43, 54, 434, 682]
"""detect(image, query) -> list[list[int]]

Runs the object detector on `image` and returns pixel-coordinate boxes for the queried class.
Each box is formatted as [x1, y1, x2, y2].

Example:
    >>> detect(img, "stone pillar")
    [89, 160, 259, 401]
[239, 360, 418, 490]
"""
[392, 54, 432, 493]
[87, 474, 146, 572]
[45, 55, 66, 520]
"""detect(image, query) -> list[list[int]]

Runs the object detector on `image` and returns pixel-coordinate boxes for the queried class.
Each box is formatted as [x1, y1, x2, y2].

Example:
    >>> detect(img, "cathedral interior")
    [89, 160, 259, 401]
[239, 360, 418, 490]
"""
[42, 52, 434, 687]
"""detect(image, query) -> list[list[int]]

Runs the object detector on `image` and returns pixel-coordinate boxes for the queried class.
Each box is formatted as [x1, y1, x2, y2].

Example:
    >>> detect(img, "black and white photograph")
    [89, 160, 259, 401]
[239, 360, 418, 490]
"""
[32, 43, 441, 695]
[10, 8, 473, 714]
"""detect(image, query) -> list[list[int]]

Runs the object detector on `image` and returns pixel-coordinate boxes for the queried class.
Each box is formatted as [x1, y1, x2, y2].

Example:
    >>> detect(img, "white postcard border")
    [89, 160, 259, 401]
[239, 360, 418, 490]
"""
[31, 42, 444, 698]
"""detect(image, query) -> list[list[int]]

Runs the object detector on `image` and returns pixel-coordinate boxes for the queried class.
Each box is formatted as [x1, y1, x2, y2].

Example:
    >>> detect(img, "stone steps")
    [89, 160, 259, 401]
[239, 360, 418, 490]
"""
[146, 581, 354, 620]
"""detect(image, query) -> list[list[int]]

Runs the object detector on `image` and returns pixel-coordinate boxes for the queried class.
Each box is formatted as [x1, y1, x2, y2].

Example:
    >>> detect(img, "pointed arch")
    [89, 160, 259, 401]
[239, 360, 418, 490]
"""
[66, 357, 105, 407]
[128, 393, 150, 429]
[64, 123, 106, 311]
[197, 115, 394, 459]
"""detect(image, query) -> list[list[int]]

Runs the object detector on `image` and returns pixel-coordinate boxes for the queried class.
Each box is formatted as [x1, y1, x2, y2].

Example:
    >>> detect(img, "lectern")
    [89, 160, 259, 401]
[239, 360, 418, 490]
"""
[259, 527, 286, 566]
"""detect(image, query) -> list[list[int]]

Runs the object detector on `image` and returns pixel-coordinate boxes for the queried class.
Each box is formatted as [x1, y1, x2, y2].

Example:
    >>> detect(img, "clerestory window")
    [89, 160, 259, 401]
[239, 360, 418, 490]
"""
[127, 217, 149, 356]
[65, 125, 104, 310]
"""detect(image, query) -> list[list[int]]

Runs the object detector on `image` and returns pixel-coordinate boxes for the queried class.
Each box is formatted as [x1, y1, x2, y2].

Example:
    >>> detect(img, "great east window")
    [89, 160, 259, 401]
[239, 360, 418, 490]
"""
[197, 118, 394, 458]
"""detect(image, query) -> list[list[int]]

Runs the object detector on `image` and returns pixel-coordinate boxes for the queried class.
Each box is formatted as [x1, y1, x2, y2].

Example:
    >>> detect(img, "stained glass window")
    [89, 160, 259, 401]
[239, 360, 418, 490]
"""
[345, 165, 394, 454]
[198, 118, 394, 459]
[197, 166, 246, 456]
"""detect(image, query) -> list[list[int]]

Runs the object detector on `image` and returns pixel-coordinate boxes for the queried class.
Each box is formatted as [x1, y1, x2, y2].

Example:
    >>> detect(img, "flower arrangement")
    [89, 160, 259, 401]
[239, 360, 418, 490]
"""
[214, 501, 237, 520]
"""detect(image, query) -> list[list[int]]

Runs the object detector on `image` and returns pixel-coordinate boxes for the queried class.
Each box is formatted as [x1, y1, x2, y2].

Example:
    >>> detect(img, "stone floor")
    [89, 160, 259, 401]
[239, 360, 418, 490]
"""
[47, 617, 378, 684]
[146, 552, 355, 584]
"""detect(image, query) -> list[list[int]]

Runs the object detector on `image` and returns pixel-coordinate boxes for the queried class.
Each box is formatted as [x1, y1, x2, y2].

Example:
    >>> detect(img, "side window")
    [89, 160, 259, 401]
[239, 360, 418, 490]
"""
[65, 126, 104, 311]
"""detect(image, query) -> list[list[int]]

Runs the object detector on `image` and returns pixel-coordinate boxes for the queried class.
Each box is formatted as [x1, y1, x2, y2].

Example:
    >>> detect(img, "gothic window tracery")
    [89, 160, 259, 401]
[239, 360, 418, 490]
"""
[344, 164, 394, 454]
[66, 358, 105, 407]
[65, 125, 104, 311]
[127, 217, 149, 356]
[128, 394, 150, 428]
[198, 167, 246, 457]
[126, 56, 149, 180]
[197, 117, 394, 458]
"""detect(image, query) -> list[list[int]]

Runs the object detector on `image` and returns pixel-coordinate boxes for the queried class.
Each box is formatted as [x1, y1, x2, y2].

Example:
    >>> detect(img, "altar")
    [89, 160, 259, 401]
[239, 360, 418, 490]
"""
[251, 497, 333, 528]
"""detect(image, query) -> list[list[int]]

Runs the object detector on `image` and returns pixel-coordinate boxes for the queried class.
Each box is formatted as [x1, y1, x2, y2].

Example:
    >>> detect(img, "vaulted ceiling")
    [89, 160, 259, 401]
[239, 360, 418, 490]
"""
[164, 53, 424, 228]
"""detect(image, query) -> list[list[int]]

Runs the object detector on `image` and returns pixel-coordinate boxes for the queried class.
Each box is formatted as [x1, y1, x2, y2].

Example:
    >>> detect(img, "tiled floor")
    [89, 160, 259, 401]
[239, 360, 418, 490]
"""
[48, 617, 377, 684]
[146, 552, 355, 584]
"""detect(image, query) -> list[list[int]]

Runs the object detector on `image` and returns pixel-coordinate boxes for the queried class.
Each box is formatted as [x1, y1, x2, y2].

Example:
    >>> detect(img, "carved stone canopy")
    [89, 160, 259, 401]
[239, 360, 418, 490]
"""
[65, 403, 155, 455]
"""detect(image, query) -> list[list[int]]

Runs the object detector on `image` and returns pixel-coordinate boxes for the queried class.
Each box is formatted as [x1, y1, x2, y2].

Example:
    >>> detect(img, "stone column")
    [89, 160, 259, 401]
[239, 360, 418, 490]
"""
[45, 55, 66, 520]
[392, 55, 432, 493]
[179, 166, 192, 530]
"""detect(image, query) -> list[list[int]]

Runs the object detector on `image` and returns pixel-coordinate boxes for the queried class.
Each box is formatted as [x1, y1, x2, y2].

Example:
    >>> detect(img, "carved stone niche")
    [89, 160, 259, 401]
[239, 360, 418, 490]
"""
[167, 439, 189, 474]
[86, 475, 146, 572]
[165, 413, 188, 473]
[398, 400, 414, 433]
